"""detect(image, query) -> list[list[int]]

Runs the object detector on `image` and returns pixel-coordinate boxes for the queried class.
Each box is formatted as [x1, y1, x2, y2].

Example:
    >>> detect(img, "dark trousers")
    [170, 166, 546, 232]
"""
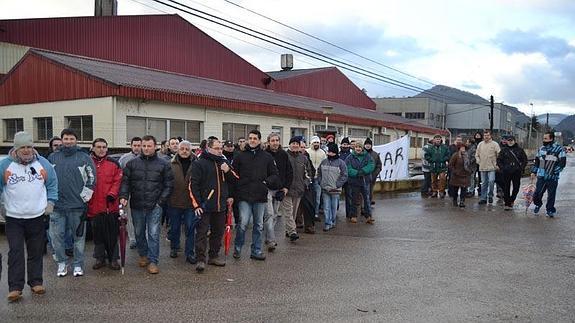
[351, 181, 371, 218]
[6, 216, 45, 292]
[451, 186, 466, 203]
[502, 170, 522, 206]
[421, 172, 431, 193]
[91, 213, 120, 263]
[195, 211, 226, 262]
[342, 183, 353, 218]
[232, 202, 241, 226]
[533, 178, 559, 213]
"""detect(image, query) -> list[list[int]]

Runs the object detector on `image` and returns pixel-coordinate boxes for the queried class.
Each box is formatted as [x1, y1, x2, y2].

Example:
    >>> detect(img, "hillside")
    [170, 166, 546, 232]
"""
[556, 115, 575, 142]
[538, 113, 568, 128]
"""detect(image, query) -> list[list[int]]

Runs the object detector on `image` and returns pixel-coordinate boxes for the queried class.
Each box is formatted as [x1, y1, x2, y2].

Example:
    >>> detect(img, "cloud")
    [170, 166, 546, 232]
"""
[493, 30, 573, 58]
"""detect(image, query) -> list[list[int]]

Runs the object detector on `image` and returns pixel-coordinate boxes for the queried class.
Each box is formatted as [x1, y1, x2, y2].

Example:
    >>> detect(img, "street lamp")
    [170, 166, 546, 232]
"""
[322, 106, 333, 131]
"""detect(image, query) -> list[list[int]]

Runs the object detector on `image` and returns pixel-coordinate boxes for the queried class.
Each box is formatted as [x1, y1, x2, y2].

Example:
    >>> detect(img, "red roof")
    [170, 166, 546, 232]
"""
[0, 50, 446, 135]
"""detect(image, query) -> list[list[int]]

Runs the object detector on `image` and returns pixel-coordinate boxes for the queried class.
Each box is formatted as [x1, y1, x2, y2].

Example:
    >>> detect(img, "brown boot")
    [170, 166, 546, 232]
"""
[31, 285, 46, 295]
[350, 217, 358, 224]
[7, 290, 22, 302]
[147, 263, 159, 274]
[304, 226, 315, 234]
[366, 217, 375, 225]
[138, 256, 149, 268]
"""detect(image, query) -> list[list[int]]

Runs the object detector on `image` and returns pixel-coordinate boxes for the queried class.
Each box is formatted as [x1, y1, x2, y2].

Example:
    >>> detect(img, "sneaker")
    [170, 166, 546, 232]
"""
[350, 217, 358, 224]
[196, 261, 205, 273]
[31, 285, 46, 295]
[439, 192, 446, 199]
[186, 255, 198, 264]
[266, 241, 277, 252]
[459, 202, 466, 208]
[208, 257, 226, 267]
[250, 253, 266, 261]
[304, 226, 315, 234]
[452, 200, 458, 207]
[289, 232, 299, 242]
[323, 225, 330, 232]
[147, 263, 159, 274]
[488, 197, 493, 204]
[366, 217, 375, 225]
[170, 249, 178, 258]
[504, 205, 512, 211]
[233, 249, 241, 259]
[370, 201, 375, 205]
[546, 211, 556, 218]
[92, 260, 106, 270]
[73, 266, 84, 277]
[478, 200, 487, 205]
[7, 291, 22, 302]
[108, 261, 120, 270]
[138, 256, 149, 267]
[533, 206, 541, 214]
[129, 241, 137, 249]
[431, 192, 438, 198]
[57, 263, 67, 277]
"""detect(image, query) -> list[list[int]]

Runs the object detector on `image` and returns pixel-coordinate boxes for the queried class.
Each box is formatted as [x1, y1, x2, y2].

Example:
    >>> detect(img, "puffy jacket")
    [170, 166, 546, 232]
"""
[48, 145, 96, 210]
[424, 144, 450, 173]
[345, 150, 375, 186]
[119, 153, 174, 211]
[87, 154, 123, 217]
[318, 156, 348, 194]
[169, 154, 196, 209]
[497, 143, 527, 174]
[286, 150, 313, 197]
[366, 149, 382, 180]
[266, 147, 293, 190]
[232, 145, 280, 203]
[190, 152, 239, 213]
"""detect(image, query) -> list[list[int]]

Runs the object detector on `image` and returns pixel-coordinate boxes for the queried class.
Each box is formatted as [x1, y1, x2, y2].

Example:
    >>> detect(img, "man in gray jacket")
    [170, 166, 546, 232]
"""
[48, 128, 96, 278]
[317, 143, 347, 231]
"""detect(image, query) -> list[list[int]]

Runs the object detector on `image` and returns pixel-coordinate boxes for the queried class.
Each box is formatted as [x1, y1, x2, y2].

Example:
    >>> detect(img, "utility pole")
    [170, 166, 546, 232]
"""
[545, 113, 549, 131]
[490, 95, 494, 132]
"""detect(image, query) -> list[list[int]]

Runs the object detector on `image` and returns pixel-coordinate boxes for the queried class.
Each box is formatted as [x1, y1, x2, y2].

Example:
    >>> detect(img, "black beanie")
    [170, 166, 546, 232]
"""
[364, 137, 373, 146]
[289, 136, 301, 145]
[328, 143, 339, 155]
[341, 137, 350, 145]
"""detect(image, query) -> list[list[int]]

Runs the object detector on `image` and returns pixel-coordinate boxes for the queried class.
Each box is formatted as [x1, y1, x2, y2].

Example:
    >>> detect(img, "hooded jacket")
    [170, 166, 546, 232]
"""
[190, 152, 238, 213]
[0, 150, 58, 219]
[48, 145, 96, 210]
[345, 150, 375, 186]
[232, 145, 281, 203]
[87, 154, 123, 217]
[497, 143, 528, 174]
[119, 153, 174, 210]
[317, 156, 348, 194]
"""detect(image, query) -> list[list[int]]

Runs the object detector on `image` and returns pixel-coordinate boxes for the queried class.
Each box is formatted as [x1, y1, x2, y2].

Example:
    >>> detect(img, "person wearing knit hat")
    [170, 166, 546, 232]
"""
[0, 131, 58, 302]
[326, 134, 335, 144]
[306, 135, 327, 221]
[345, 140, 375, 224]
[317, 143, 347, 231]
[289, 136, 302, 145]
[339, 137, 353, 219]
[364, 138, 382, 206]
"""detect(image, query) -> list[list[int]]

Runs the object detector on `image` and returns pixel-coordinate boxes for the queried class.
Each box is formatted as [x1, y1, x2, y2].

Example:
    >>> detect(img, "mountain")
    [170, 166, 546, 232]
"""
[414, 85, 488, 104]
[537, 113, 568, 128]
[555, 115, 575, 141]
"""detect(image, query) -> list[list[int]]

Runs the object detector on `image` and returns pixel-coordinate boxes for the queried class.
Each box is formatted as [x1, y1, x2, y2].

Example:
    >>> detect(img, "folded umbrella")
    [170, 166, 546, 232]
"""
[223, 200, 233, 257]
[118, 204, 128, 275]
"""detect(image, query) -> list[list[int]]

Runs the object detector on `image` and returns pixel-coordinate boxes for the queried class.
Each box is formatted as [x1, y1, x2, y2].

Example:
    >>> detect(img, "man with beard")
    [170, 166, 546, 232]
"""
[306, 136, 326, 220]
[339, 137, 353, 218]
[364, 138, 382, 205]
[497, 136, 527, 210]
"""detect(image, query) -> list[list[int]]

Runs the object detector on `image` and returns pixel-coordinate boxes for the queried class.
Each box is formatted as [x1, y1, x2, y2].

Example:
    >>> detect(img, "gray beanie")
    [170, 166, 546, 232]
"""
[13, 131, 33, 150]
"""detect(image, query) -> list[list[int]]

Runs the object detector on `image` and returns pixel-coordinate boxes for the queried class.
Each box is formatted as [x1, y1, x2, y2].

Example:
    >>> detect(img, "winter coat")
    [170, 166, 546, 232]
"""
[286, 150, 313, 197]
[421, 143, 431, 173]
[345, 150, 375, 187]
[532, 142, 567, 180]
[424, 144, 450, 174]
[87, 154, 123, 217]
[497, 144, 528, 175]
[190, 152, 238, 213]
[306, 147, 326, 178]
[339, 147, 352, 162]
[0, 151, 58, 219]
[119, 153, 174, 211]
[266, 147, 293, 190]
[168, 154, 197, 209]
[366, 149, 383, 181]
[232, 145, 280, 203]
[448, 151, 471, 187]
[466, 143, 478, 173]
[118, 151, 139, 169]
[48, 145, 96, 210]
[475, 140, 500, 171]
[317, 156, 348, 194]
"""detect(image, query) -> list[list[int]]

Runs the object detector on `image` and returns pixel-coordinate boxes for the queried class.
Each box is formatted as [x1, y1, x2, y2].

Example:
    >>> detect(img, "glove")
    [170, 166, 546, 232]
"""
[45, 202, 54, 215]
[106, 195, 116, 203]
[80, 187, 94, 203]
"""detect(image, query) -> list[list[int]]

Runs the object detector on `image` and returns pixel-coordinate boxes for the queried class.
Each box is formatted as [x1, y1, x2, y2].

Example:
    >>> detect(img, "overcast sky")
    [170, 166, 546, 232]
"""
[1, 0, 574, 116]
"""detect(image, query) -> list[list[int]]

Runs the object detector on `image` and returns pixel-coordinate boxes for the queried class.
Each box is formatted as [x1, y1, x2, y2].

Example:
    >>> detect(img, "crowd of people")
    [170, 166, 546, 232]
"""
[421, 130, 567, 214]
[0, 128, 567, 302]
[0, 128, 386, 302]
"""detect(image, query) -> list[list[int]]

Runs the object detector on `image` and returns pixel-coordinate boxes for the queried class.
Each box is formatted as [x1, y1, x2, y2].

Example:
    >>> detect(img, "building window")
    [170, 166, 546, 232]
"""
[66, 115, 93, 142]
[405, 112, 425, 119]
[314, 125, 343, 135]
[271, 126, 283, 135]
[388, 112, 403, 117]
[290, 127, 307, 140]
[373, 133, 390, 145]
[410, 137, 423, 148]
[34, 117, 53, 141]
[127, 117, 202, 144]
[222, 123, 259, 142]
[3, 118, 24, 141]
[348, 128, 369, 138]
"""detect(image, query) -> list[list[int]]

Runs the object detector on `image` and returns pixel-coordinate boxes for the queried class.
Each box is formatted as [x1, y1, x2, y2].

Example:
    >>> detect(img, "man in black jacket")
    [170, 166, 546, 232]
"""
[232, 130, 280, 261]
[119, 135, 174, 274]
[264, 133, 293, 250]
[190, 139, 238, 272]
[497, 136, 527, 210]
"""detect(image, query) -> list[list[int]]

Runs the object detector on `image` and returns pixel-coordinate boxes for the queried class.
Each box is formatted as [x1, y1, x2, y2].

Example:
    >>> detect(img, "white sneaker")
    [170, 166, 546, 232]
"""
[73, 266, 84, 277]
[57, 263, 67, 277]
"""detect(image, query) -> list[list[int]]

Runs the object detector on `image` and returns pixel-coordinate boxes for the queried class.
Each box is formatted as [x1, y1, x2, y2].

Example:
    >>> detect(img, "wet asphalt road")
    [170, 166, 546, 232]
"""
[1, 156, 574, 322]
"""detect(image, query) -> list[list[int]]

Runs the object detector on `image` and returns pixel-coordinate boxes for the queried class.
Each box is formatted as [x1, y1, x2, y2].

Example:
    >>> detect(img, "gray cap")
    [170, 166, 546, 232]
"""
[13, 131, 33, 150]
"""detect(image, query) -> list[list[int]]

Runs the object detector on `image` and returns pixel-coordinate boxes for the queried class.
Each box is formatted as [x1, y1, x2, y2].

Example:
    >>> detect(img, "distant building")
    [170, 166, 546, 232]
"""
[373, 97, 446, 129]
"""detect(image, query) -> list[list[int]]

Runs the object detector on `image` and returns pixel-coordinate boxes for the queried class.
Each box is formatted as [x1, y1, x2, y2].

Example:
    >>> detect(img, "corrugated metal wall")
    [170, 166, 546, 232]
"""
[0, 15, 271, 89]
[273, 67, 376, 110]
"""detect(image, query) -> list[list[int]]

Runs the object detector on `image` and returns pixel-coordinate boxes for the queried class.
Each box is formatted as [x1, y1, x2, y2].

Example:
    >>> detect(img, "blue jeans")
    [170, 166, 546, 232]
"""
[480, 171, 496, 201]
[49, 208, 86, 268]
[234, 201, 265, 256]
[313, 179, 321, 215]
[322, 192, 340, 227]
[533, 178, 559, 213]
[131, 206, 162, 264]
[167, 206, 198, 258]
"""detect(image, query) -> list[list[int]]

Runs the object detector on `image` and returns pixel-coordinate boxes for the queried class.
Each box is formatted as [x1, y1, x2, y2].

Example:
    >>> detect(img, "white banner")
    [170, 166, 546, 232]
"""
[372, 135, 410, 181]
